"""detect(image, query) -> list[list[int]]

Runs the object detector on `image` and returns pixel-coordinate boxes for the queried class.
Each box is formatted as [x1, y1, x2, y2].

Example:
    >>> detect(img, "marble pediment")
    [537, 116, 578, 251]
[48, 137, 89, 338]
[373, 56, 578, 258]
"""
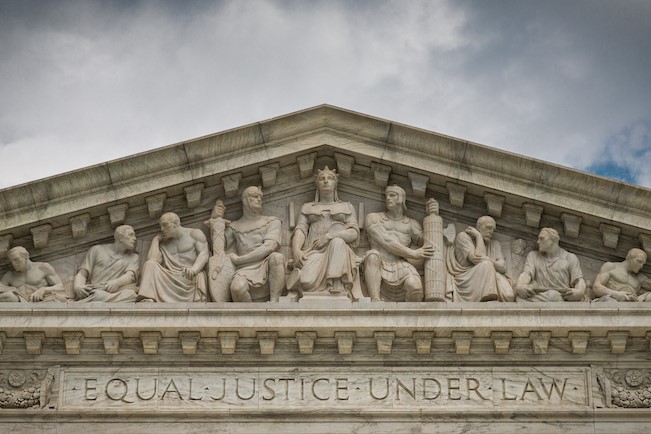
[0, 104, 649, 284]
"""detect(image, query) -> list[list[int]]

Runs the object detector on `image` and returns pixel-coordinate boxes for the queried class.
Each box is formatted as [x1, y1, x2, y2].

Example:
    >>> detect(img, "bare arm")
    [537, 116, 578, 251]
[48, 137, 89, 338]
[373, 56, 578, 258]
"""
[186, 229, 209, 279]
[147, 234, 163, 263]
[30, 263, 65, 301]
[367, 223, 433, 260]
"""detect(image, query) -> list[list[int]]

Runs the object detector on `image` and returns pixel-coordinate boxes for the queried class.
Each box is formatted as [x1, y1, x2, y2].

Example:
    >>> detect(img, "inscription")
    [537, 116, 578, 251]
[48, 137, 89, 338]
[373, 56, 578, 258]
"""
[62, 368, 589, 410]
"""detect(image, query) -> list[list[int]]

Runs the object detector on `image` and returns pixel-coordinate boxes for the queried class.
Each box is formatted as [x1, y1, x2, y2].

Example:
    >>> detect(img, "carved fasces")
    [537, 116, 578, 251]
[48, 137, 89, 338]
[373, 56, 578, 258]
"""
[207, 187, 285, 303]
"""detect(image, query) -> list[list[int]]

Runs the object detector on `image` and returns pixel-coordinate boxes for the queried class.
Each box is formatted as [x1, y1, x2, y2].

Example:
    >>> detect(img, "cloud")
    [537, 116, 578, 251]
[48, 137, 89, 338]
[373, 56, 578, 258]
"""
[0, 0, 650, 189]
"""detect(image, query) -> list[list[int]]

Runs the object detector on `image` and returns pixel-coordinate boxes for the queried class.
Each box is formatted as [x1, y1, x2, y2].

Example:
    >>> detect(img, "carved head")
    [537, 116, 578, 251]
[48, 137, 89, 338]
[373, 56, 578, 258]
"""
[314, 167, 339, 202]
[385, 185, 408, 212]
[626, 248, 647, 273]
[242, 186, 263, 214]
[537, 228, 560, 253]
[115, 225, 137, 251]
[8, 246, 29, 272]
[159, 212, 181, 239]
[476, 216, 496, 241]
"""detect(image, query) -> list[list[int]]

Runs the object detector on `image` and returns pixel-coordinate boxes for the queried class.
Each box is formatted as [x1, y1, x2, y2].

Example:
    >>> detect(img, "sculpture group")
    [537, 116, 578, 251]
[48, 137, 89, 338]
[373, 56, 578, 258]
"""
[1, 167, 649, 304]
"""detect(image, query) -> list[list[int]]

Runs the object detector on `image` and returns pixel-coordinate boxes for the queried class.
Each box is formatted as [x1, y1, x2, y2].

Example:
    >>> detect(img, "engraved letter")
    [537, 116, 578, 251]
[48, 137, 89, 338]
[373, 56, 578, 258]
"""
[209, 378, 226, 401]
[106, 378, 129, 402]
[336, 378, 349, 401]
[263, 378, 276, 401]
[447, 378, 462, 400]
[312, 378, 330, 401]
[161, 379, 183, 401]
[236, 378, 256, 400]
[501, 378, 517, 400]
[369, 378, 390, 400]
[396, 378, 417, 400]
[136, 378, 157, 401]
[423, 378, 441, 400]
[520, 378, 543, 401]
[538, 378, 567, 400]
[84, 378, 98, 401]
[467, 378, 488, 401]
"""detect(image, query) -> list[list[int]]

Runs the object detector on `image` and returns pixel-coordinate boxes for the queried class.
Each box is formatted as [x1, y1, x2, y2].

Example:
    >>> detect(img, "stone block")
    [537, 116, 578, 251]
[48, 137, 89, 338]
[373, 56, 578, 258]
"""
[374, 331, 395, 354]
[491, 331, 512, 354]
[31, 224, 52, 249]
[334, 153, 354, 178]
[412, 331, 434, 354]
[140, 331, 162, 355]
[567, 331, 590, 354]
[371, 162, 391, 187]
[179, 331, 201, 355]
[600, 223, 621, 249]
[23, 331, 45, 355]
[484, 192, 505, 218]
[184, 183, 204, 208]
[522, 203, 543, 228]
[257, 331, 278, 355]
[408, 171, 429, 197]
[446, 182, 466, 208]
[69, 213, 91, 239]
[101, 331, 122, 355]
[259, 163, 280, 188]
[62, 331, 84, 355]
[452, 331, 473, 354]
[529, 331, 551, 354]
[107, 203, 128, 227]
[145, 193, 166, 219]
[218, 331, 239, 355]
[295, 331, 317, 354]
[296, 152, 317, 178]
[335, 331, 355, 354]
[607, 331, 628, 354]
[560, 213, 582, 238]
[222, 173, 242, 198]
[0, 234, 12, 258]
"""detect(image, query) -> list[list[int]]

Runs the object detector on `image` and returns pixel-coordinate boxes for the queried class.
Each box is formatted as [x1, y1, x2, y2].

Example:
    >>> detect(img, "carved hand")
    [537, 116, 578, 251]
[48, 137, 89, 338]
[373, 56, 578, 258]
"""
[516, 284, 534, 299]
[562, 287, 584, 301]
[105, 279, 121, 293]
[465, 227, 481, 238]
[227, 252, 242, 266]
[73, 285, 91, 299]
[312, 234, 332, 250]
[211, 201, 226, 218]
[413, 244, 435, 259]
[294, 249, 307, 269]
[29, 287, 47, 302]
[182, 267, 197, 280]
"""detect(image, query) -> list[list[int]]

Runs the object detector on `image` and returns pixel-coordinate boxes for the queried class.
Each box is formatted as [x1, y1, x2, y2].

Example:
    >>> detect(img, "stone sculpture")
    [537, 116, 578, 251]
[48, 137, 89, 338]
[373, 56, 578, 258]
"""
[515, 227, 586, 302]
[446, 216, 514, 302]
[289, 167, 363, 300]
[422, 198, 451, 302]
[207, 186, 285, 302]
[592, 248, 650, 302]
[138, 212, 209, 302]
[73, 225, 140, 303]
[363, 185, 434, 302]
[0, 246, 67, 302]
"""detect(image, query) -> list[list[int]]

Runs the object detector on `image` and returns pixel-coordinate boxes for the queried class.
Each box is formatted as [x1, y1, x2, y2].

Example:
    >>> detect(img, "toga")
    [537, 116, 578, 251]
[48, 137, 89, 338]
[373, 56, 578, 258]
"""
[517, 248, 583, 302]
[447, 232, 514, 302]
[76, 244, 139, 303]
[139, 245, 207, 302]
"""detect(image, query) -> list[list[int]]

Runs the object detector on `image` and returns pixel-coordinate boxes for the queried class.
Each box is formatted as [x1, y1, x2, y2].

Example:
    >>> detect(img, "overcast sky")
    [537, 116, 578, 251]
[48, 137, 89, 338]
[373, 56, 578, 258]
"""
[1, 0, 650, 190]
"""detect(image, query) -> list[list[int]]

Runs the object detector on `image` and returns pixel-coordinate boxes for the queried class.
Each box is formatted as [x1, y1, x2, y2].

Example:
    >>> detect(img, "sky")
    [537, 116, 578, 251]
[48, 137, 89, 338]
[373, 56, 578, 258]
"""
[1, 0, 650, 189]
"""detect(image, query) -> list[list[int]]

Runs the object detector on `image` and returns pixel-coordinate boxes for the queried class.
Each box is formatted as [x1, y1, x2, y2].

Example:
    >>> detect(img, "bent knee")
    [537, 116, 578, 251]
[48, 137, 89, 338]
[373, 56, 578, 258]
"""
[268, 252, 285, 267]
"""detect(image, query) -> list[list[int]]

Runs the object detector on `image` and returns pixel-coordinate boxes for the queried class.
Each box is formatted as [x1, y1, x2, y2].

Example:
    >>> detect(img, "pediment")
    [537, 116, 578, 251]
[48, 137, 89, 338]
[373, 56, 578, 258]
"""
[0, 104, 650, 283]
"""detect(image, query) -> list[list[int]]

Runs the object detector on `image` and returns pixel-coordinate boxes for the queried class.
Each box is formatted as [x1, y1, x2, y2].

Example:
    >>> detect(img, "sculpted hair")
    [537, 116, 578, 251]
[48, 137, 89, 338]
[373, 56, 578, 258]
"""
[114, 225, 133, 242]
[626, 248, 647, 262]
[476, 215, 496, 229]
[8, 246, 29, 260]
[539, 227, 560, 243]
[160, 212, 181, 225]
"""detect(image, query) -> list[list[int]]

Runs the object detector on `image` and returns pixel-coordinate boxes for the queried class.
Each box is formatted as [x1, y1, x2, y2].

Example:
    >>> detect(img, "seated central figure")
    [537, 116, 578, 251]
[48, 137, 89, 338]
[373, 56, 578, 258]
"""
[290, 167, 363, 300]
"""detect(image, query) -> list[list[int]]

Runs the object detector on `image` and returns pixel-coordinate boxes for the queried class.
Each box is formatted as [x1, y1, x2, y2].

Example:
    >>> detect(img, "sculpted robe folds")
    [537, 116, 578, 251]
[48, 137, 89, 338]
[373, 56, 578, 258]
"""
[77, 244, 139, 303]
[294, 201, 363, 299]
[447, 232, 513, 302]
[519, 248, 583, 302]
[229, 216, 282, 301]
[139, 246, 208, 303]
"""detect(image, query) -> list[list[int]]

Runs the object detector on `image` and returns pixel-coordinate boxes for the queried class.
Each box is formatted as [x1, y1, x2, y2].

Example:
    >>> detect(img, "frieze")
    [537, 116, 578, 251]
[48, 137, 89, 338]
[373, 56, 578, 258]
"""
[61, 367, 589, 410]
[597, 368, 651, 408]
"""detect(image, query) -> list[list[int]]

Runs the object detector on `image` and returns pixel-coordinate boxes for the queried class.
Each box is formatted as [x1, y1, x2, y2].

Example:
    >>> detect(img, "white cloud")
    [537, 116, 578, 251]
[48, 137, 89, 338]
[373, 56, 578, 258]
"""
[0, 0, 649, 188]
